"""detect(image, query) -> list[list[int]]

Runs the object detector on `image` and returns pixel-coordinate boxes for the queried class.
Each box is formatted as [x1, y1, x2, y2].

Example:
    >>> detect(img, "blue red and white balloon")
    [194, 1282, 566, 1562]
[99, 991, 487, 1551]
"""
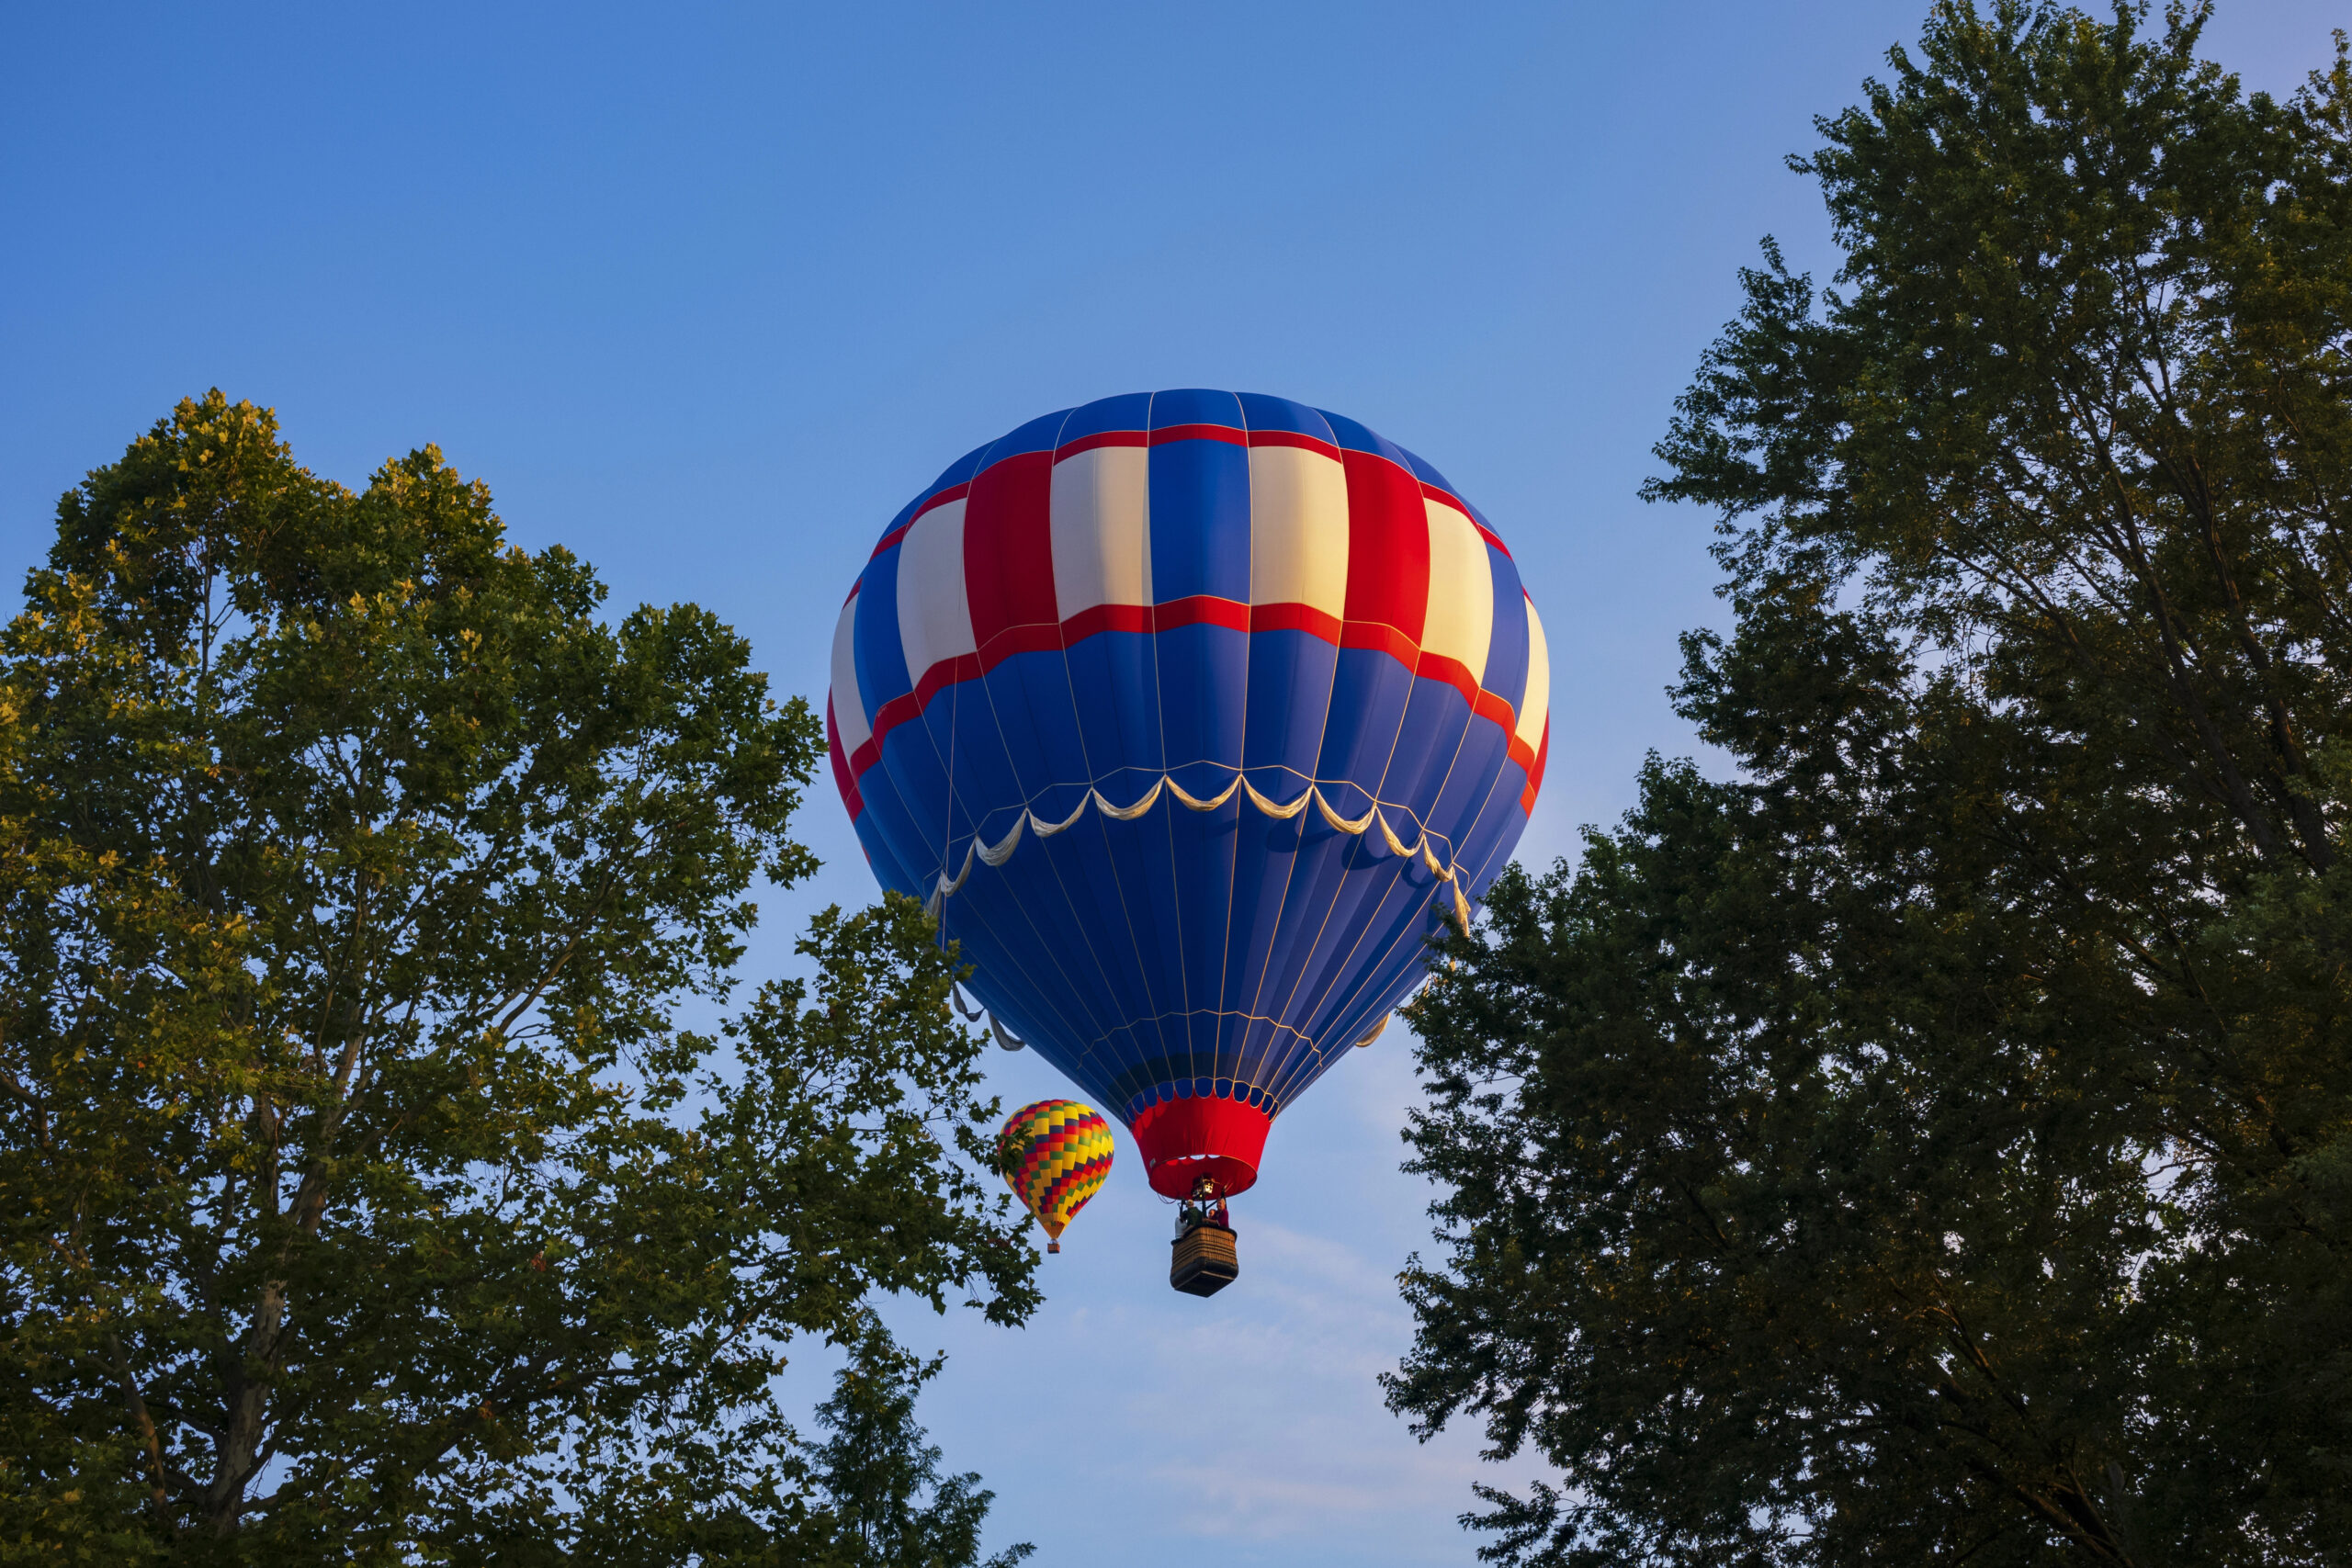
[828, 391, 1549, 1200]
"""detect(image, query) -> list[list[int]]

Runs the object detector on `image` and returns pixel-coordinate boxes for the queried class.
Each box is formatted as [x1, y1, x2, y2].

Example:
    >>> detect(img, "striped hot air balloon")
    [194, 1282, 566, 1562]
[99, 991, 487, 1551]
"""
[997, 1099, 1114, 1253]
[829, 390, 1549, 1209]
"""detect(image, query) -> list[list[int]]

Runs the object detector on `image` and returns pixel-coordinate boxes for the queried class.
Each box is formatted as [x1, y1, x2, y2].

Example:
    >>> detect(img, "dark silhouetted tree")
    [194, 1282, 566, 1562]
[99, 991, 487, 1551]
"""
[1389, 6, 2352, 1563]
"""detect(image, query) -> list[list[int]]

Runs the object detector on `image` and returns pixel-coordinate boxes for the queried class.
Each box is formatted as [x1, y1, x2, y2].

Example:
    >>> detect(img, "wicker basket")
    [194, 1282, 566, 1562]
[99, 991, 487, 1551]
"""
[1170, 1222, 1239, 1296]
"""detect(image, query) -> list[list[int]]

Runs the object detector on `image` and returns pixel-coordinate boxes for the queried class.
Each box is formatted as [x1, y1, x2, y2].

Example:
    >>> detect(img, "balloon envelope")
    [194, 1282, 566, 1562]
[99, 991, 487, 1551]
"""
[998, 1099, 1114, 1247]
[830, 391, 1549, 1198]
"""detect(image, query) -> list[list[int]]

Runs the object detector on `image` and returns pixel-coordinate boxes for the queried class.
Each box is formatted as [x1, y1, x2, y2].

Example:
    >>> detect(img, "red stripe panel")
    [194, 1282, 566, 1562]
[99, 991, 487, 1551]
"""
[827, 697, 863, 820]
[1472, 686, 1518, 736]
[1153, 595, 1250, 634]
[850, 602, 1527, 784]
[1061, 602, 1152, 642]
[1414, 649, 1480, 706]
[964, 450, 1057, 650]
[1341, 449, 1430, 641]
[1520, 716, 1550, 813]
[1250, 601, 1343, 642]
[1148, 423, 1247, 447]
[911, 651, 983, 710]
[977, 620, 1063, 671]
[1340, 619, 1419, 668]
[1055, 429, 1148, 459]
[1247, 428, 1342, 462]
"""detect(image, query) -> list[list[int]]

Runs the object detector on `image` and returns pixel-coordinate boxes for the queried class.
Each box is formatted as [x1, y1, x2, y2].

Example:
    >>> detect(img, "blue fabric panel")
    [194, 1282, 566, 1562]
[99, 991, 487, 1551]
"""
[1249, 746, 1416, 1021]
[1455, 759, 1534, 899]
[1297, 693, 1510, 1057]
[989, 409, 1070, 463]
[1376, 676, 1476, 838]
[861, 719, 952, 896]
[1149, 387, 1244, 431]
[1425, 716, 1513, 877]
[1052, 623, 1182, 1064]
[1295, 848, 1446, 1057]
[1227, 860, 1328, 1087]
[1395, 443, 1460, 497]
[1314, 645, 1415, 819]
[874, 493, 922, 550]
[1482, 549, 1532, 716]
[1318, 409, 1415, 468]
[1146, 439, 1252, 608]
[1238, 803, 1358, 1035]
[1016, 809, 1163, 1060]
[915, 679, 988, 858]
[976, 648, 1091, 829]
[1236, 393, 1337, 444]
[1251, 826, 1406, 1057]
[1152, 619, 1248, 798]
[1162, 785, 1244, 1074]
[944, 852, 1112, 1055]
[1226, 625, 1339, 1040]
[1081, 795, 1191, 1077]
[1056, 392, 1153, 446]
[1241, 626, 1336, 788]
[852, 552, 912, 713]
[850, 810, 922, 903]
[927, 440, 995, 498]
[983, 639, 1138, 1043]
[1061, 625, 1164, 804]
[1218, 798, 1311, 1085]
[1281, 819, 1439, 1061]
[1310, 958, 1437, 1091]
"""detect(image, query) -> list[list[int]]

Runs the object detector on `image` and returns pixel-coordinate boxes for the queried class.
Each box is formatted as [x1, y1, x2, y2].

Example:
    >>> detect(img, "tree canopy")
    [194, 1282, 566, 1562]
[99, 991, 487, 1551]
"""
[0, 393, 1038, 1563]
[796, 1323, 1033, 1568]
[1389, 5, 2352, 1563]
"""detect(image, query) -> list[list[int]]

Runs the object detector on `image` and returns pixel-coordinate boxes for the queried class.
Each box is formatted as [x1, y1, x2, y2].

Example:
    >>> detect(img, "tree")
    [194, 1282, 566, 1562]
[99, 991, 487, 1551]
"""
[1387, 5, 2352, 1563]
[794, 1323, 1033, 1568]
[0, 393, 1039, 1563]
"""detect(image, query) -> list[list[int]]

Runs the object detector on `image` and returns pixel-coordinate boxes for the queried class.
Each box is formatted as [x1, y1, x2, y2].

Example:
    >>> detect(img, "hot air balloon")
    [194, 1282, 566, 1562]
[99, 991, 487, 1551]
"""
[996, 1099, 1114, 1253]
[827, 391, 1549, 1289]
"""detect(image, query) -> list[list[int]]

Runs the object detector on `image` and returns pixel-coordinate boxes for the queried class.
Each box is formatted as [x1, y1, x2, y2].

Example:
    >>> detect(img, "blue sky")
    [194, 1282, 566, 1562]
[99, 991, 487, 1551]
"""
[5, 4, 2341, 1562]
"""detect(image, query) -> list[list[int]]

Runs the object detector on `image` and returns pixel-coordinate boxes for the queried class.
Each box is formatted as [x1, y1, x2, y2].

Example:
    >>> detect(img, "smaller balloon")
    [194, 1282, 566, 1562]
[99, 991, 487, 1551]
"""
[997, 1100, 1114, 1254]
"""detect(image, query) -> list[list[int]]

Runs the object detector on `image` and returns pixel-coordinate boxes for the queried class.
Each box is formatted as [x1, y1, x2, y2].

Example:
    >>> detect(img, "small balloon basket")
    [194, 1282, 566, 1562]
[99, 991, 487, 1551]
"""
[1170, 1215, 1239, 1296]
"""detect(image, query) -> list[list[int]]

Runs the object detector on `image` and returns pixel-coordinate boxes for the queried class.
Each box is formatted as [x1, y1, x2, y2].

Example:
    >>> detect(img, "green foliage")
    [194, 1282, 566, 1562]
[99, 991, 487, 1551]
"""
[795, 1323, 1033, 1568]
[1389, 6, 2352, 1564]
[0, 394, 1039, 1563]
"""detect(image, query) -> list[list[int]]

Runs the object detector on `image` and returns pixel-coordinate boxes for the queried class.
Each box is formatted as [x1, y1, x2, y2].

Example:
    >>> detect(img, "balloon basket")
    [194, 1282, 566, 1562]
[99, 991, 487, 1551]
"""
[1170, 1220, 1238, 1297]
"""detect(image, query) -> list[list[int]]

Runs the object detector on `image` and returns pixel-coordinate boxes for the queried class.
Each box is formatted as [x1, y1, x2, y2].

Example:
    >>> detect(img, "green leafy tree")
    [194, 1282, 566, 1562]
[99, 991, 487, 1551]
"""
[1388, 5, 2352, 1564]
[794, 1323, 1033, 1568]
[0, 393, 1039, 1563]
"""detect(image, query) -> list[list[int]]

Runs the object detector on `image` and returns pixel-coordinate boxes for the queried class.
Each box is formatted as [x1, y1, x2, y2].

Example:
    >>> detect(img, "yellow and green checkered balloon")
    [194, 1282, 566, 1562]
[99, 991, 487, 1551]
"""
[997, 1099, 1114, 1253]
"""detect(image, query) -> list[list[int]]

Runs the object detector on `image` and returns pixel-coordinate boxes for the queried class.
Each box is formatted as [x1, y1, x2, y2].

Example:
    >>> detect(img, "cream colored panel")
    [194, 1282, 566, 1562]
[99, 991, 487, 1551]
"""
[1049, 446, 1151, 615]
[1420, 499, 1494, 684]
[1247, 445, 1349, 613]
[1515, 595, 1551, 749]
[896, 498, 975, 681]
[831, 589, 870, 751]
